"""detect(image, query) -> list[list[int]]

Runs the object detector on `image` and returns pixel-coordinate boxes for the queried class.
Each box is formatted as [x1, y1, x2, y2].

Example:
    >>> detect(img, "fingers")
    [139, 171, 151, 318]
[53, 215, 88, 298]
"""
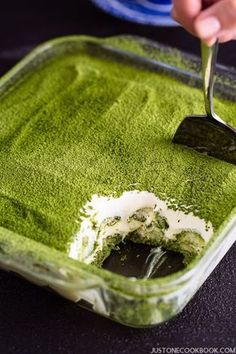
[172, 0, 202, 34]
[194, 0, 236, 45]
[172, 0, 236, 45]
[218, 29, 235, 42]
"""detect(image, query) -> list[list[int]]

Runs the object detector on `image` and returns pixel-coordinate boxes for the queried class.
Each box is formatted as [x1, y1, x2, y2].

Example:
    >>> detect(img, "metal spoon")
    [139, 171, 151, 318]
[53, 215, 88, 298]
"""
[173, 41, 236, 165]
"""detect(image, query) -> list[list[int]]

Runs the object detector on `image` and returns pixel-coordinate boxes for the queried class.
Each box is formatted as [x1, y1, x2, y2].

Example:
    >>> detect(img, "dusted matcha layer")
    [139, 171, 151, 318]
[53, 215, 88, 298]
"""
[0, 39, 235, 266]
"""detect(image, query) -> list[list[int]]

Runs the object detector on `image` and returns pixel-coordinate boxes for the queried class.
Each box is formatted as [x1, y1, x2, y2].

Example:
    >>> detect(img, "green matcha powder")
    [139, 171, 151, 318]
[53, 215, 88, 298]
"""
[0, 38, 235, 266]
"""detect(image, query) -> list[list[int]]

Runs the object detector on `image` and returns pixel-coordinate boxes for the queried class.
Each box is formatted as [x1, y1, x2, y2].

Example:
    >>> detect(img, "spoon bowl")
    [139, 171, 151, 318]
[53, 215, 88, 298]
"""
[173, 41, 236, 165]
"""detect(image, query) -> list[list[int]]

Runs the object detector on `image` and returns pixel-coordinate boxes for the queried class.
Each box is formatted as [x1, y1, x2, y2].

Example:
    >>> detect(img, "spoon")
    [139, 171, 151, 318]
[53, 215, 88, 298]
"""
[173, 41, 236, 165]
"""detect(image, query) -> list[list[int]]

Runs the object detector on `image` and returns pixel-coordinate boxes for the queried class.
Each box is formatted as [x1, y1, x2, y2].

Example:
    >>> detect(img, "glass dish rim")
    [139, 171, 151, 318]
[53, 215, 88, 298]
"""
[0, 34, 235, 295]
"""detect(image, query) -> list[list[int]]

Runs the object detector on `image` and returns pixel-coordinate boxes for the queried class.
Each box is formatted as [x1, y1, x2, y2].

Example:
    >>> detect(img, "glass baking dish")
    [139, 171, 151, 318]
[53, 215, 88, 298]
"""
[0, 35, 235, 327]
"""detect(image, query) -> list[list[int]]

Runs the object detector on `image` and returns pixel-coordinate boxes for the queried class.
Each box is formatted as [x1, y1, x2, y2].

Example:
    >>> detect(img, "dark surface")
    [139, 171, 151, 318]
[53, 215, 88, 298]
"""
[103, 241, 185, 278]
[0, 1, 235, 353]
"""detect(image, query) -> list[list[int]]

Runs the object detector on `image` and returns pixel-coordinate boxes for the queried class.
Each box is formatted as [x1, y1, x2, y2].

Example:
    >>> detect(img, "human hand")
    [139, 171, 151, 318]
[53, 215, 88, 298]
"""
[172, 0, 236, 45]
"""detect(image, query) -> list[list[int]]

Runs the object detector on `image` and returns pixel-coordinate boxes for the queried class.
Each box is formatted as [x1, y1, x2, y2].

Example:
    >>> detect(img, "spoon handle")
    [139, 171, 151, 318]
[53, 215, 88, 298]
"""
[201, 40, 219, 118]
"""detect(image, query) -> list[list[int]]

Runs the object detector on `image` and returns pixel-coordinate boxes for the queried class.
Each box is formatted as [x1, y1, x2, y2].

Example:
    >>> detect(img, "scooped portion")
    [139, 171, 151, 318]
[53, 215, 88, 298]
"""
[69, 190, 213, 265]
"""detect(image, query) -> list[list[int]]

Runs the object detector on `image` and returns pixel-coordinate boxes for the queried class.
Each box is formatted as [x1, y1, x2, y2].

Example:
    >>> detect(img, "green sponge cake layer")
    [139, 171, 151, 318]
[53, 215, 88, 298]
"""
[0, 38, 235, 266]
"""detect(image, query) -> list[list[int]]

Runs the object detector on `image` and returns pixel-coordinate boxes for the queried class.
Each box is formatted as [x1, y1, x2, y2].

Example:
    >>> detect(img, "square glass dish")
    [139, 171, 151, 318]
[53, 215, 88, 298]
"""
[0, 35, 235, 327]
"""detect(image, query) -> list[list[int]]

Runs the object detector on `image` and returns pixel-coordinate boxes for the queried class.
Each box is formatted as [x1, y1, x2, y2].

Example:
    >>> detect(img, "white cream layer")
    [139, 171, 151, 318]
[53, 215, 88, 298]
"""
[69, 190, 213, 263]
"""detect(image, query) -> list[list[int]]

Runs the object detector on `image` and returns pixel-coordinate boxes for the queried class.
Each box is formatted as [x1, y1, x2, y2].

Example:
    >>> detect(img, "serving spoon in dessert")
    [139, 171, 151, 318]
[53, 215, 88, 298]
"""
[173, 40, 236, 165]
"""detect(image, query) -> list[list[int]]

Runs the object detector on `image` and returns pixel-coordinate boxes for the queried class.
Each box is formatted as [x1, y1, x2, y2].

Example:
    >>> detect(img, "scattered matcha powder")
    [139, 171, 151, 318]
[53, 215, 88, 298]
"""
[0, 39, 235, 262]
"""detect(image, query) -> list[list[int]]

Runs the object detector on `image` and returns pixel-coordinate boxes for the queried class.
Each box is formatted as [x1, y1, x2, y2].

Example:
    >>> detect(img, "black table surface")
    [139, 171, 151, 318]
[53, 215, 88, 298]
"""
[0, 1, 235, 353]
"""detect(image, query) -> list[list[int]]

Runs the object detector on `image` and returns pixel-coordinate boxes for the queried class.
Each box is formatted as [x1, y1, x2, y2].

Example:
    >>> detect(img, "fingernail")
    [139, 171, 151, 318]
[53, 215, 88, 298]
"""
[195, 16, 221, 38]
[204, 37, 217, 47]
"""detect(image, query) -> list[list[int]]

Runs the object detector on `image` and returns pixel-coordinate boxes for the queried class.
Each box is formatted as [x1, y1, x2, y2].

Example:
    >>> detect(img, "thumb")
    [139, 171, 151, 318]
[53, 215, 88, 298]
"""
[194, 0, 236, 43]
